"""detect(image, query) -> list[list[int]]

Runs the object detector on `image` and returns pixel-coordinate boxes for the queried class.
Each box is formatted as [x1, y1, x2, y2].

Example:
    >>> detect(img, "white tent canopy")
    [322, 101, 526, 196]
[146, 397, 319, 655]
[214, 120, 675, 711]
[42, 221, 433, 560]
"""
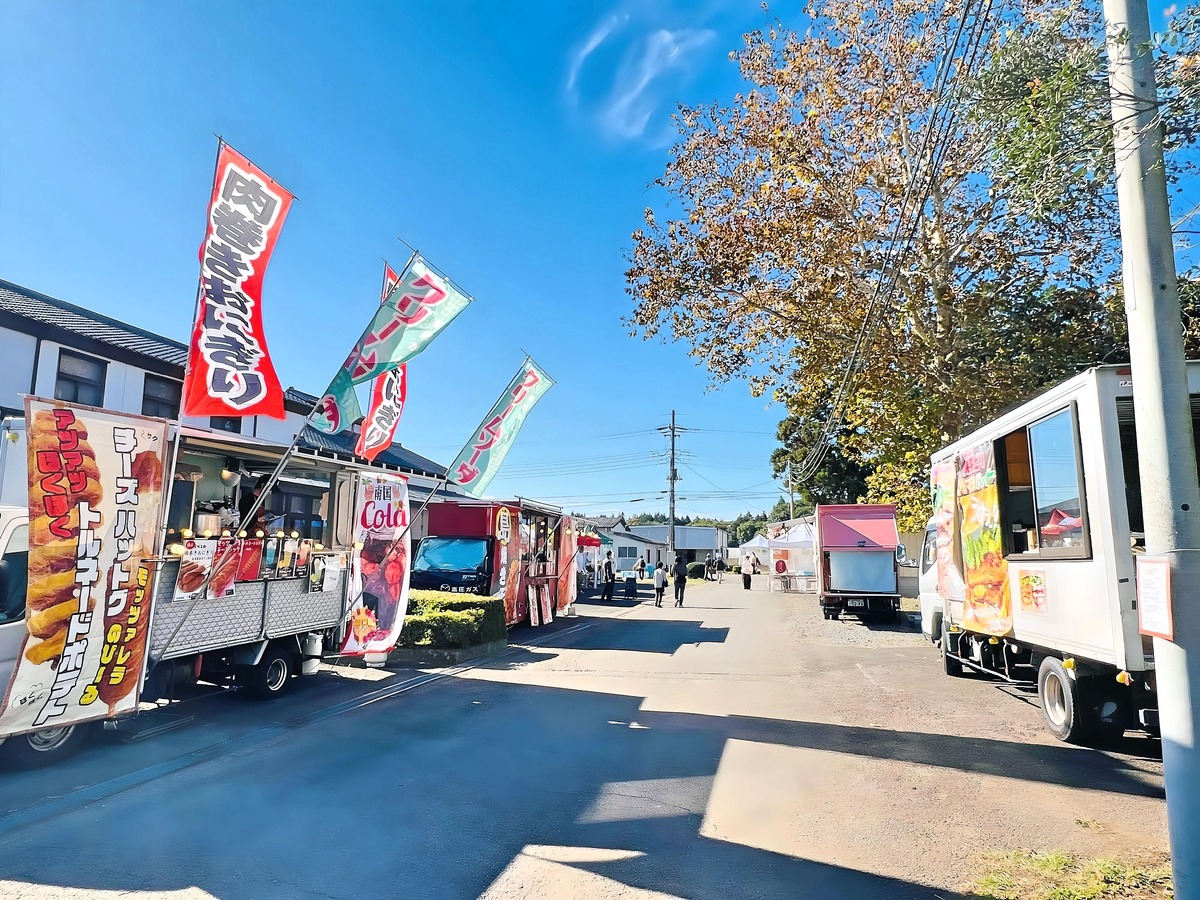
[768, 521, 815, 549]
[738, 534, 770, 551]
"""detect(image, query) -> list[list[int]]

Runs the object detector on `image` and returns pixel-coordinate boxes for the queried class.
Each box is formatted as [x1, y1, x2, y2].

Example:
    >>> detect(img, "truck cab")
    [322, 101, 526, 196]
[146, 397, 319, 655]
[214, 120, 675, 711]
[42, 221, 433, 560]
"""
[410, 534, 496, 595]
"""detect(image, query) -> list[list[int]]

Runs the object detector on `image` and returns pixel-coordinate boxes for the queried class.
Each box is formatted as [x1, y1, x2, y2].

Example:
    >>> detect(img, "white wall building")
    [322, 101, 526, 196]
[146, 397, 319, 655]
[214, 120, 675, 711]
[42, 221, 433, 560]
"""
[0, 277, 462, 538]
[628, 524, 729, 564]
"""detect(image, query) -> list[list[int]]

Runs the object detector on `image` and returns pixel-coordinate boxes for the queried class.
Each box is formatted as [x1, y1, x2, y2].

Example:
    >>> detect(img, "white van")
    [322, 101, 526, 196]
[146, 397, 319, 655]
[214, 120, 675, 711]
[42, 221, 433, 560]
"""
[919, 364, 1180, 742]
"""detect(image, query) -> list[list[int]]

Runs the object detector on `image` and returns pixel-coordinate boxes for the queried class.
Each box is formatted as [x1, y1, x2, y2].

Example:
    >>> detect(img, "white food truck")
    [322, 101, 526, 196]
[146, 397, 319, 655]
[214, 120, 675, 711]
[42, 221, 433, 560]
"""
[918, 364, 1181, 742]
[0, 413, 387, 766]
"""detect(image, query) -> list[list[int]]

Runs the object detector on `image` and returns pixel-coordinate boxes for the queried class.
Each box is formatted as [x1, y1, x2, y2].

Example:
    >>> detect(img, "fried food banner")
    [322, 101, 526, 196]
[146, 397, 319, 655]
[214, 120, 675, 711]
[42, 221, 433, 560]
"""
[956, 444, 1012, 636]
[182, 141, 292, 420]
[0, 400, 169, 738]
[341, 474, 410, 656]
[555, 517, 577, 612]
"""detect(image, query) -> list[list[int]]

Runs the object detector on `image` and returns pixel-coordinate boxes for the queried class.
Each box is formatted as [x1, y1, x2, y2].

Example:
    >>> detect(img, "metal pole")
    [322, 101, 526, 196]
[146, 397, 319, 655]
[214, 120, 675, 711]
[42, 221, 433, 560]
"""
[1103, 0, 1200, 892]
[788, 463, 795, 521]
[668, 410, 677, 558]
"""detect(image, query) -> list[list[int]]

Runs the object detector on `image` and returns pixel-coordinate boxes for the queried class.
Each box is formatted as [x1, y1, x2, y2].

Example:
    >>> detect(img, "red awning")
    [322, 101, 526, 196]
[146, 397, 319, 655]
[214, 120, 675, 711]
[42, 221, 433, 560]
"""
[819, 507, 899, 550]
[577, 534, 601, 547]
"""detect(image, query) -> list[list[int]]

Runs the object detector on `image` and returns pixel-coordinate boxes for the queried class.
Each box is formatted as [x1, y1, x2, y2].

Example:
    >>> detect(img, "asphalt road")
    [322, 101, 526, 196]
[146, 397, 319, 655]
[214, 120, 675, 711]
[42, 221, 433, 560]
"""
[0, 576, 1167, 899]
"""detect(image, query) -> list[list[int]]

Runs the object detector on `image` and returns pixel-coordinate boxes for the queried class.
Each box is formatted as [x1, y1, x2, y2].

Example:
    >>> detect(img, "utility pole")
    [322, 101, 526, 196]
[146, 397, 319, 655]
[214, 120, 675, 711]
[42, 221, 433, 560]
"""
[658, 411, 683, 558]
[1103, 0, 1200, 892]
[787, 463, 796, 521]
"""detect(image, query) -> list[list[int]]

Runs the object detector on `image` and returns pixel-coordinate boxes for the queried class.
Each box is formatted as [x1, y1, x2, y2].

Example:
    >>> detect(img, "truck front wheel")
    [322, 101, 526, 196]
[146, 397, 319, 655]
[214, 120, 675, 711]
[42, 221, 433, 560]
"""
[1038, 657, 1087, 743]
[241, 645, 294, 700]
[941, 617, 964, 677]
[0, 723, 83, 768]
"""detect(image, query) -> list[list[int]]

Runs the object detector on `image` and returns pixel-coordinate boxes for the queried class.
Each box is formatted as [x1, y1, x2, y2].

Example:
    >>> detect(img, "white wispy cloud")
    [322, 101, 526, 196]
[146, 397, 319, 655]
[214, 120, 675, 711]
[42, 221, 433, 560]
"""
[566, 13, 628, 98]
[600, 28, 716, 140]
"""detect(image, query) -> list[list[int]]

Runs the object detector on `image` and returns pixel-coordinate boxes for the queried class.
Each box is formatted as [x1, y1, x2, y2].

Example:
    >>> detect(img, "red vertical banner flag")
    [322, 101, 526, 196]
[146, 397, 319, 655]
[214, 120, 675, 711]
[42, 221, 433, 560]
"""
[355, 261, 408, 461]
[182, 141, 293, 420]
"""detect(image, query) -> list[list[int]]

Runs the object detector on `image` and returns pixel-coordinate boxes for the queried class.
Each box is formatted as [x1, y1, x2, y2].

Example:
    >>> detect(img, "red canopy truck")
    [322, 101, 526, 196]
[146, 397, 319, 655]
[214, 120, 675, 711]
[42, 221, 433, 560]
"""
[413, 498, 575, 626]
[816, 504, 902, 621]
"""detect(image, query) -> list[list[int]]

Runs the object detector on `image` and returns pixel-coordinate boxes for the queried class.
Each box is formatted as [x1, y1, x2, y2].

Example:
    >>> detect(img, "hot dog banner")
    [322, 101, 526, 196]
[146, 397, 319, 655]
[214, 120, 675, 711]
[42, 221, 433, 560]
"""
[341, 473, 410, 656]
[0, 400, 169, 738]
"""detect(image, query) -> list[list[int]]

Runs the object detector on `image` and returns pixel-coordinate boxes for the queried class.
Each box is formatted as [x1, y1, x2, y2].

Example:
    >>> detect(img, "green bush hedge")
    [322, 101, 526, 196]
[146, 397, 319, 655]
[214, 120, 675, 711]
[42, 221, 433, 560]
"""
[686, 561, 707, 579]
[397, 590, 507, 648]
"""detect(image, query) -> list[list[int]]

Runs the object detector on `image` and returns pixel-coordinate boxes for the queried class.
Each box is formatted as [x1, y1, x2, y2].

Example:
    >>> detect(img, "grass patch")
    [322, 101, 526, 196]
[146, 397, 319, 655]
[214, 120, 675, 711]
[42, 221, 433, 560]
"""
[969, 849, 1172, 900]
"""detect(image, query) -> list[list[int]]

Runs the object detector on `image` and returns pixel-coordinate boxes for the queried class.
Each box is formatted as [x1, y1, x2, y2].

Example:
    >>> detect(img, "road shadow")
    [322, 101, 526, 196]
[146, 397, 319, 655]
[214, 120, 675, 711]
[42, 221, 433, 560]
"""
[2, 676, 982, 900]
[638, 710, 1164, 799]
[567, 618, 731, 655]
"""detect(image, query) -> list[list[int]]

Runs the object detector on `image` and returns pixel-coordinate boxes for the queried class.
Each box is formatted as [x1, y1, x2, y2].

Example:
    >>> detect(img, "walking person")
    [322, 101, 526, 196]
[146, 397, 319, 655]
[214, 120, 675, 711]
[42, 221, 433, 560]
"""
[601, 551, 616, 602]
[716, 555, 726, 583]
[653, 564, 667, 607]
[673, 555, 688, 607]
[741, 555, 753, 590]
[636, 556, 646, 580]
[752, 553, 761, 576]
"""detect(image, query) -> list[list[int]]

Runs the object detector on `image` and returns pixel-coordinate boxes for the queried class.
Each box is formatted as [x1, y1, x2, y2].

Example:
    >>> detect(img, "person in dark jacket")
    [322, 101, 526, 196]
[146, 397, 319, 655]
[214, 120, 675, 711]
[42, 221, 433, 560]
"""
[672, 555, 688, 607]
[601, 551, 616, 601]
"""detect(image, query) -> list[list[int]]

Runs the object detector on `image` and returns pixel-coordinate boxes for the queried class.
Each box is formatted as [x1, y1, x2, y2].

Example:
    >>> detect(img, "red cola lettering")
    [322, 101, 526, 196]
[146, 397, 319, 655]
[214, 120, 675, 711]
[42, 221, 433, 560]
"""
[360, 500, 407, 531]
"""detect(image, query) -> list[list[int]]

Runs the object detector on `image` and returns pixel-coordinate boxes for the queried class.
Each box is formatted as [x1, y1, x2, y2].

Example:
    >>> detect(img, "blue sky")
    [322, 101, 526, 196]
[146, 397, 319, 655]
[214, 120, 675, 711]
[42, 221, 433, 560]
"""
[0, 0, 788, 521]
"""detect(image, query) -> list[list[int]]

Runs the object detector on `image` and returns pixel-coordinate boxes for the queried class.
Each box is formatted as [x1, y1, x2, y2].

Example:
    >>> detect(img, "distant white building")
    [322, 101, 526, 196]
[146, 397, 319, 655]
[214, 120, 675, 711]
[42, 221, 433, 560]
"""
[628, 524, 729, 564]
[578, 515, 670, 570]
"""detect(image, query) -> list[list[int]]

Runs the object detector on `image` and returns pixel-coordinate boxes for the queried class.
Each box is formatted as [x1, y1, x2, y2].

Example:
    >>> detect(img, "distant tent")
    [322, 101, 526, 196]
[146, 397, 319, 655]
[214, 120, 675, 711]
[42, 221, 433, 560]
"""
[739, 534, 770, 551]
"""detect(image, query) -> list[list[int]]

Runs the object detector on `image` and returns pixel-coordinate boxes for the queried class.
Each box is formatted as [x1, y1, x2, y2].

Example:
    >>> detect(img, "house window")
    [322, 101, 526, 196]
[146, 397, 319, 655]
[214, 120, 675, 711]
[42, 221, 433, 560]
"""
[55, 350, 106, 407]
[617, 546, 638, 559]
[142, 374, 181, 419]
[999, 406, 1089, 559]
[210, 416, 242, 434]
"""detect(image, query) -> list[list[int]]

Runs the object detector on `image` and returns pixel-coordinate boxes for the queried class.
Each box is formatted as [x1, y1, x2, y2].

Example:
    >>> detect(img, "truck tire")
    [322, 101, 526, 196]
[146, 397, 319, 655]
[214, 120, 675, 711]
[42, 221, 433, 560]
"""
[241, 645, 294, 700]
[941, 617, 964, 677]
[0, 723, 83, 768]
[1038, 657, 1088, 743]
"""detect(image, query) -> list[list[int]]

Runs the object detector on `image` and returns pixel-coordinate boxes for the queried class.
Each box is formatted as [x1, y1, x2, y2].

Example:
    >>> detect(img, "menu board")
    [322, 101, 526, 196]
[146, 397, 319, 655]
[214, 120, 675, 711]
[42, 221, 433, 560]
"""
[236, 539, 264, 581]
[295, 540, 313, 579]
[173, 539, 217, 602]
[207, 538, 240, 600]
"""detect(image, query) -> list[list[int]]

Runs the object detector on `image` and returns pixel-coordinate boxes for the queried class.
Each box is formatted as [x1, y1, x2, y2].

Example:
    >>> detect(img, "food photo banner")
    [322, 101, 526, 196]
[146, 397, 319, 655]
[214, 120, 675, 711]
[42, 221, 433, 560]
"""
[183, 140, 293, 420]
[0, 400, 169, 737]
[341, 474, 410, 656]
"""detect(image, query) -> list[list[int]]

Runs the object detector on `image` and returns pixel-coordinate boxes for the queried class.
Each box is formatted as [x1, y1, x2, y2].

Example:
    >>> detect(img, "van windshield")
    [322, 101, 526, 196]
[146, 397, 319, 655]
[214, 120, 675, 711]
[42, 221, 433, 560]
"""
[414, 537, 488, 573]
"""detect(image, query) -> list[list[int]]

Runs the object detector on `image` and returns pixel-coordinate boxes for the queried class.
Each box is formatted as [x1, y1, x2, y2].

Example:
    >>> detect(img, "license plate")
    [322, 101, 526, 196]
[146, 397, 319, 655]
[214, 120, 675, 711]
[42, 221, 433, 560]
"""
[847, 599, 865, 608]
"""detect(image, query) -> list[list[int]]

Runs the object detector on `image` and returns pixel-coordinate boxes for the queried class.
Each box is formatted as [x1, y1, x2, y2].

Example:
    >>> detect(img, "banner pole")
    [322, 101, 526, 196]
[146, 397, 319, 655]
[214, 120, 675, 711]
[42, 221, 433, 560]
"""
[159, 135, 225, 552]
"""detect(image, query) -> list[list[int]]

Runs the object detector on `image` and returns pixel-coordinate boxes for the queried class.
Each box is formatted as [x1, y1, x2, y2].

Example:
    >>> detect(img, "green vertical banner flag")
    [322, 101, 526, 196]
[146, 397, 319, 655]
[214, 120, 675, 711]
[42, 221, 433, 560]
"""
[448, 358, 554, 496]
[344, 256, 471, 384]
[311, 368, 362, 435]
[311, 255, 472, 435]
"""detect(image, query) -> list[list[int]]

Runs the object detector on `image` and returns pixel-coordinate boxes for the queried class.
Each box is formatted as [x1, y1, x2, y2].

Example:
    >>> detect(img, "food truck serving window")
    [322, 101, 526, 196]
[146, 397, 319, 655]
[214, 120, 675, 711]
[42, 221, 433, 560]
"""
[998, 406, 1090, 559]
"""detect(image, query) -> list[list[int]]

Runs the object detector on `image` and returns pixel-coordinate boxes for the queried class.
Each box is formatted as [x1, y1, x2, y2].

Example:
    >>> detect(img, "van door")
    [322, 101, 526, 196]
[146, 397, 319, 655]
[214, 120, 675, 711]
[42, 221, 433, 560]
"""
[0, 517, 30, 688]
[918, 524, 941, 643]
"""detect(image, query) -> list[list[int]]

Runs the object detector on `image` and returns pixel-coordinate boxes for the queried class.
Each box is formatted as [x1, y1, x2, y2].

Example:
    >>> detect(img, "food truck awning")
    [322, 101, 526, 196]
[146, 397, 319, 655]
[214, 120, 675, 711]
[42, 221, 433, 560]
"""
[819, 507, 899, 550]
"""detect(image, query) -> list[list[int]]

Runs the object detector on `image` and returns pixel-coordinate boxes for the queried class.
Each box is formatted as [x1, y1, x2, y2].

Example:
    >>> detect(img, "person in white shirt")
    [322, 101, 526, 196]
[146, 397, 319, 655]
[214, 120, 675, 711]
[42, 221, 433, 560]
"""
[653, 564, 668, 607]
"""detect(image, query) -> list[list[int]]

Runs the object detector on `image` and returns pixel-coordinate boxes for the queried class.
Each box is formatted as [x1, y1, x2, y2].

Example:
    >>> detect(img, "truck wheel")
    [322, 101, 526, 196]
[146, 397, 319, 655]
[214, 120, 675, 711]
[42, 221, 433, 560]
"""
[941, 617, 964, 677]
[0, 724, 83, 768]
[242, 645, 294, 700]
[1038, 657, 1088, 743]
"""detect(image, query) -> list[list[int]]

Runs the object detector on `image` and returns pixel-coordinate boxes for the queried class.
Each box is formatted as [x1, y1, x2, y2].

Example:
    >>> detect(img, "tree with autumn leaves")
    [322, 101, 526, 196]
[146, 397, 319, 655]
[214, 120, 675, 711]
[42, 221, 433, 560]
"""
[627, 0, 1200, 529]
